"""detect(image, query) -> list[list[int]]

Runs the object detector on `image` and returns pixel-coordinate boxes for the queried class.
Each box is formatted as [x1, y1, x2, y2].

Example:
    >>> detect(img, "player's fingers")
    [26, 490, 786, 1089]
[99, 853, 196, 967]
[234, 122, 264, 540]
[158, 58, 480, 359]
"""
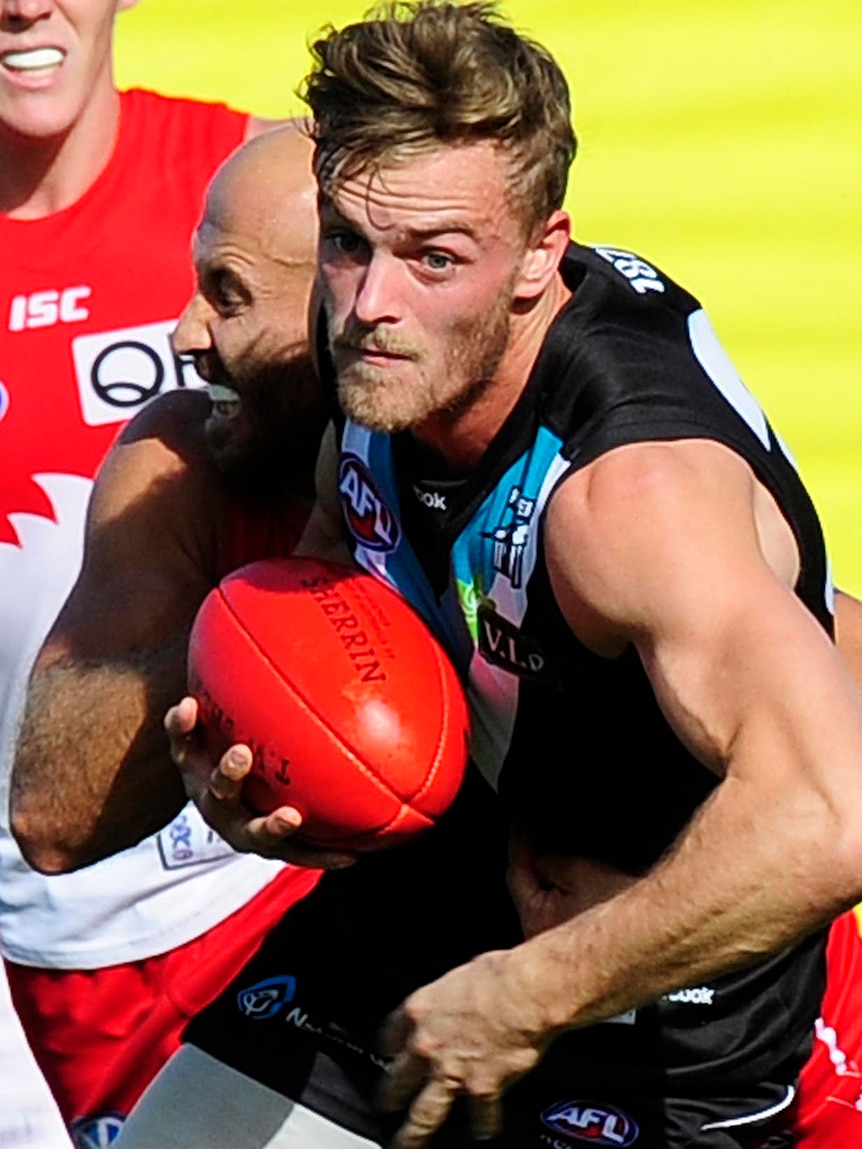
[164, 697, 199, 762]
[378, 1005, 413, 1060]
[165, 695, 198, 734]
[389, 1077, 458, 1149]
[241, 808, 356, 869]
[208, 745, 253, 800]
[377, 1048, 427, 1113]
[468, 1092, 504, 1142]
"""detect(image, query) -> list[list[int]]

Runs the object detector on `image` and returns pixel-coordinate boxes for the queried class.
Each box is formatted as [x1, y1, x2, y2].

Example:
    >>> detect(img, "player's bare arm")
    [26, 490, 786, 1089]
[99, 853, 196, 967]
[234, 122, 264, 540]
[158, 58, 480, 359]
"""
[10, 391, 221, 873]
[835, 589, 862, 685]
[380, 437, 862, 1147]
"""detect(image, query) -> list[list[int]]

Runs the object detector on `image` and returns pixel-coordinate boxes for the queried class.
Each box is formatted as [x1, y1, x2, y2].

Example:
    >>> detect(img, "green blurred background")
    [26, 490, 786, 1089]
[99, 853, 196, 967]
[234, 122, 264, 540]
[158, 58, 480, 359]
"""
[116, 0, 862, 592]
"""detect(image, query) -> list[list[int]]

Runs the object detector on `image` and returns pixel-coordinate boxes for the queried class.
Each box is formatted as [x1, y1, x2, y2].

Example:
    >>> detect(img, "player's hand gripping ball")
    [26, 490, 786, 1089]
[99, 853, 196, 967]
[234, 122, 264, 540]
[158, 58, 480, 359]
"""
[187, 557, 469, 850]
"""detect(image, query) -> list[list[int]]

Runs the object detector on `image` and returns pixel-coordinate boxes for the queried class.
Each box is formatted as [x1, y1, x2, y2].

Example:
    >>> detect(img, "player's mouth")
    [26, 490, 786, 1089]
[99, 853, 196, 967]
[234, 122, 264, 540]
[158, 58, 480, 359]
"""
[336, 342, 417, 368]
[207, 383, 242, 420]
[1, 47, 66, 78]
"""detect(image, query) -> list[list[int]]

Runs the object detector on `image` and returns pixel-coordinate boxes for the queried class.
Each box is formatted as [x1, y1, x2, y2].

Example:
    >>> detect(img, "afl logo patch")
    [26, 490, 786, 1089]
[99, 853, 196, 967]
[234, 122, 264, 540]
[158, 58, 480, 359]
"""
[339, 453, 399, 552]
[541, 1100, 640, 1146]
[0, 381, 9, 423]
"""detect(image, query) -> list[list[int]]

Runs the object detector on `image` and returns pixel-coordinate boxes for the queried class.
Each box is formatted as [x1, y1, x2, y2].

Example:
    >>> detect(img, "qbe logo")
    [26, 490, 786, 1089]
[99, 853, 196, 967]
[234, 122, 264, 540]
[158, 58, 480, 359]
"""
[339, 452, 399, 552]
[71, 319, 203, 426]
[541, 1100, 640, 1146]
[237, 975, 297, 1020]
[70, 1113, 125, 1148]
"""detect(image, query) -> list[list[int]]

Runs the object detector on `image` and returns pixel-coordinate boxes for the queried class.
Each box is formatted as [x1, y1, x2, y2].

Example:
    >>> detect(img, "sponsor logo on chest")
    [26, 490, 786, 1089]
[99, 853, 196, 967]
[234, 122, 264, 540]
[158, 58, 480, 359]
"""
[477, 604, 549, 681]
[339, 453, 400, 551]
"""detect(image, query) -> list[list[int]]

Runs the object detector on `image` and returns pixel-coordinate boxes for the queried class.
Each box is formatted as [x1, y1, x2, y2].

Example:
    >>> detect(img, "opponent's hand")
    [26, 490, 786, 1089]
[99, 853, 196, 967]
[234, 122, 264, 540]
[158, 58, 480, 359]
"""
[378, 950, 549, 1148]
[165, 696, 356, 869]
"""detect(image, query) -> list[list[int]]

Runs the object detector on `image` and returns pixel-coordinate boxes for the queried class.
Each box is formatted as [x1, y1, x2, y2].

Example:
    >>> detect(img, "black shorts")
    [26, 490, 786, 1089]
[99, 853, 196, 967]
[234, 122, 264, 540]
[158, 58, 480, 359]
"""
[184, 770, 822, 1149]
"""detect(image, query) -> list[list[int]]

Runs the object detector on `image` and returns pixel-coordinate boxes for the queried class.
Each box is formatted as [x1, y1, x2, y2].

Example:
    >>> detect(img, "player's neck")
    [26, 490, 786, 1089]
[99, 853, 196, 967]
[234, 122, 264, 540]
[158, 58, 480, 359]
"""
[413, 273, 572, 474]
[0, 83, 121, 219]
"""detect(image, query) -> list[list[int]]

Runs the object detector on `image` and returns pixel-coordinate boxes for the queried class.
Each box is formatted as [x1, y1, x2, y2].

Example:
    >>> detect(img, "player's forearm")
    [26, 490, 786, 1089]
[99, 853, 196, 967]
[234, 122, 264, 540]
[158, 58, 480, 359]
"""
[10, 647, 188, 872]
[506, 751, 862, 1040]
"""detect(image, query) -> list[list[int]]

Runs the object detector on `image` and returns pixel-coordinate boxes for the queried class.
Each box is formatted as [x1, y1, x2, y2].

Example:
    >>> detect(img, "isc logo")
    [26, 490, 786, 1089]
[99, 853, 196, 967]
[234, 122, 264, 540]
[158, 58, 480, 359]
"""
[8, 286, 92, 331]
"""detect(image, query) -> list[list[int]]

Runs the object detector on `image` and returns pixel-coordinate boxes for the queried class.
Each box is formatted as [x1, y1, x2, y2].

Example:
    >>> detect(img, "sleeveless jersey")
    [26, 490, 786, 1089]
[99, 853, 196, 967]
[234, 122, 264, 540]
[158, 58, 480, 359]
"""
[0, 89, 287, 968]
[333, 241, 832, 1091]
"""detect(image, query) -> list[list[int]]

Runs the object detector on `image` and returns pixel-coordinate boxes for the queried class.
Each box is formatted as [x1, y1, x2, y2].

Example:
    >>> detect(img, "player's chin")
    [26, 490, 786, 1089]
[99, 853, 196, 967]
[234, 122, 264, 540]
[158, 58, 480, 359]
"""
[204, 415, 256, 474]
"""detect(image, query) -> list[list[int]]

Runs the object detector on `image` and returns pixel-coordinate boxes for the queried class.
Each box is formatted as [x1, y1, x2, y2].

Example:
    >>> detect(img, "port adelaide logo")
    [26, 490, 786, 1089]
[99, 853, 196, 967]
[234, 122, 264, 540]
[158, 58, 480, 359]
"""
[541, 1100, 640, 1146]
[339, 453, 400, 552]
[486, 485, 536, 589]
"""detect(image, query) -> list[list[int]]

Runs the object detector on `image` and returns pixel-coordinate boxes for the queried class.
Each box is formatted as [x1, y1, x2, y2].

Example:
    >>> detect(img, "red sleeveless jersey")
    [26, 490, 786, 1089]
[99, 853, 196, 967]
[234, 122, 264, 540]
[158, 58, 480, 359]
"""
[0, 88, 248, 545]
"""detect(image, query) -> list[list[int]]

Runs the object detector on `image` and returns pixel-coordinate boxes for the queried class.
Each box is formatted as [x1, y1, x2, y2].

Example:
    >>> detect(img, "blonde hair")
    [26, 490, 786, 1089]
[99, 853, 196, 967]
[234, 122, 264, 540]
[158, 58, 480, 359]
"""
[301, 1, 576, 237]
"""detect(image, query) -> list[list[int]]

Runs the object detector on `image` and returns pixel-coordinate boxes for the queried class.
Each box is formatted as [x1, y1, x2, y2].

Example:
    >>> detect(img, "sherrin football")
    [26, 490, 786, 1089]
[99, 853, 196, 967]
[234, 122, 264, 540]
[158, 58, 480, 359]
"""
[187, 556, 469, 850]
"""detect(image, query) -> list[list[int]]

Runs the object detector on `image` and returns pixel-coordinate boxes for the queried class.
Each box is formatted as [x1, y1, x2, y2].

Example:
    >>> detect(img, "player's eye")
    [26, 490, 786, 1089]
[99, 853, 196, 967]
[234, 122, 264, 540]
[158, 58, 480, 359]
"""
[207, 271, 249, 316]
[421, 250, 454, 271]
[325, 228, 364, 256]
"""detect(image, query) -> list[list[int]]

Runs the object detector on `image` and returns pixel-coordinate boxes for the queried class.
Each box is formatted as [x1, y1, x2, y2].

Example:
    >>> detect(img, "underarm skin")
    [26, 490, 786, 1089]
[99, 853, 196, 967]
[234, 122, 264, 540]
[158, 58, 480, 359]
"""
[11, 637, 190, 873]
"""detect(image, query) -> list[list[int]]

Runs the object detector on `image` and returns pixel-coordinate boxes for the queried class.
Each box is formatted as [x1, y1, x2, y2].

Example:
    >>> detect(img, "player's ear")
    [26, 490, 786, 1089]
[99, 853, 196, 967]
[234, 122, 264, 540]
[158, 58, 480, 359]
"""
[513, 210, 571, 303]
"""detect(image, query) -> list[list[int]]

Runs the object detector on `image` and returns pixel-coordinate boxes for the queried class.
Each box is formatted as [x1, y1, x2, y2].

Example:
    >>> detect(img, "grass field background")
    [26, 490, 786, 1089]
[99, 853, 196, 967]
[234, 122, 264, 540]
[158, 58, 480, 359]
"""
[116, 0, 862, 592]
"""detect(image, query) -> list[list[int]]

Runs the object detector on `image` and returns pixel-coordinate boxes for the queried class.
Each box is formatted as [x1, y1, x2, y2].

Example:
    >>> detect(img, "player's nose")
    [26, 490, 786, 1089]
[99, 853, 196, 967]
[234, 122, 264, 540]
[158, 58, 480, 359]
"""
[172, 294, 213, 356]
[353, 251, 403, 327]
[1, 0, 54, 26]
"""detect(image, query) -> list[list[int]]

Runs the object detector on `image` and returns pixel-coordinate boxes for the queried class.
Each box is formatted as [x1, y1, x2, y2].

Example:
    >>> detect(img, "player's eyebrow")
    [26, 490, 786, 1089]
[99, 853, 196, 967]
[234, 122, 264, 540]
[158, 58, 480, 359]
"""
[319, 198, 476, 242]
[402, 222, 476, 241]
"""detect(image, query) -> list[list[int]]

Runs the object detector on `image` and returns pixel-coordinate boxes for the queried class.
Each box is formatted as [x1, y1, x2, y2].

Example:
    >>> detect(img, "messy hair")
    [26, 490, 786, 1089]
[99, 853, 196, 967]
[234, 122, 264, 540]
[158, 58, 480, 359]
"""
[300, 1, 577, 237]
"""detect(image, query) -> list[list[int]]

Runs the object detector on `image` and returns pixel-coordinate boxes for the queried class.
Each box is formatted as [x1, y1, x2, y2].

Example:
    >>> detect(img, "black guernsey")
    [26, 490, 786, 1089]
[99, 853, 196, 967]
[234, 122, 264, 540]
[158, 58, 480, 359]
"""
[186, 243, 831, 1145]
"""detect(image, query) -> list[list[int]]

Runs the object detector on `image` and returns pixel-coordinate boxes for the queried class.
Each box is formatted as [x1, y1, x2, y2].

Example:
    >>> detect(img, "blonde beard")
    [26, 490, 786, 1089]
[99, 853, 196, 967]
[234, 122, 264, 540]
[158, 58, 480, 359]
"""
[333, 289, 513, 434]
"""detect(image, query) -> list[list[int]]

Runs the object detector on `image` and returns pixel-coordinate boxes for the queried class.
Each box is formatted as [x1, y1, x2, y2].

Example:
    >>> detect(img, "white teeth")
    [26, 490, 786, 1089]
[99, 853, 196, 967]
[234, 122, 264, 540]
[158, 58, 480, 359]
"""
[2, 47, 65, 70]
[207, 383, 240, 404]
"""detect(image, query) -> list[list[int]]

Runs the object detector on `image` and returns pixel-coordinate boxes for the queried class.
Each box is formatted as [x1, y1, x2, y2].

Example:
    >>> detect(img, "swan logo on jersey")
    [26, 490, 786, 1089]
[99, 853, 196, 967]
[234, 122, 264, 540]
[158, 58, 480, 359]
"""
[71, 319, 203, 427]
[593, 246, 665, 296]
[541, 1100, 640, 1146]
[70, 1114, 125, 1148]
[486, 485, 536, 588]
[339, 453, 400, 551]
[237, 974, 298, 1020]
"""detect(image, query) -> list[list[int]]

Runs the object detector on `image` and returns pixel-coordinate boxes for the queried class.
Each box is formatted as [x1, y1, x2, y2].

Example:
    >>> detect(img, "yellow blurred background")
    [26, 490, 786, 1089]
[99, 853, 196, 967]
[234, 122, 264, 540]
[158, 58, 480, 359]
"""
[116, 0, 862, 591]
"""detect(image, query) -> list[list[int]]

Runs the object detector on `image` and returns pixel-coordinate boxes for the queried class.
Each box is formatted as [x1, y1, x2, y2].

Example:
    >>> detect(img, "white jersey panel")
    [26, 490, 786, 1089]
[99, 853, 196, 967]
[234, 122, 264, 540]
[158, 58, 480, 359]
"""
[0, 474, 282, 969]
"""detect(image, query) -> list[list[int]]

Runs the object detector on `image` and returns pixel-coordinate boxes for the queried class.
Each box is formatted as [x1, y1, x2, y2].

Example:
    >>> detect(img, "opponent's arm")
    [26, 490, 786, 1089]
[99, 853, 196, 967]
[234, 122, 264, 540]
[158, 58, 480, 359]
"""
[381, 438, 862, 1146]
[10, 392, 220, 873]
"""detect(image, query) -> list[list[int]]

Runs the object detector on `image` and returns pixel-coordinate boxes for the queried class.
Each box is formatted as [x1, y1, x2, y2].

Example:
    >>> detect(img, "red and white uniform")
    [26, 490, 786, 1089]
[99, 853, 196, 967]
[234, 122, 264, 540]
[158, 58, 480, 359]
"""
[787, 909, 862, 1147]
[0, 90, 316, 1142]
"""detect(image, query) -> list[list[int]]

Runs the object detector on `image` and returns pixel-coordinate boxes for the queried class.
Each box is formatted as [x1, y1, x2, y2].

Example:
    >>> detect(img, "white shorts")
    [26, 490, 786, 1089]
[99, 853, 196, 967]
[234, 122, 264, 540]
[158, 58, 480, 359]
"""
[115, 1045, 381, 1149]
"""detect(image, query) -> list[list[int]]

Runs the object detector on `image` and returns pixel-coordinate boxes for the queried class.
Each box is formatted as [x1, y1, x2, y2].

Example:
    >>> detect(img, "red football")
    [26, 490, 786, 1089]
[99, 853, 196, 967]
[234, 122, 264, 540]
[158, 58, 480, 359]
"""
[187, 556, 469, 850]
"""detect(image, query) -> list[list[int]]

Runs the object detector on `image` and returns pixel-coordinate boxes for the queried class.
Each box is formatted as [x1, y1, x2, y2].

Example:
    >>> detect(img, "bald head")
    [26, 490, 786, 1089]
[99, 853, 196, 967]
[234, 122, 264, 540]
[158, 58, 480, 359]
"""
[172, 126, 324, 494]
[205, 125, 318, 270]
